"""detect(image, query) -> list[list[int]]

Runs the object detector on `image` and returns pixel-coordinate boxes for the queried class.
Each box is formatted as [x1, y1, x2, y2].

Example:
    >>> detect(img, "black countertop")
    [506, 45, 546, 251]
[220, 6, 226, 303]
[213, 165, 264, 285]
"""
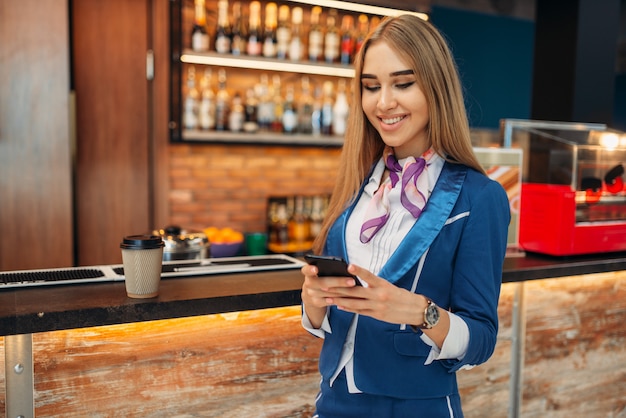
[2, 252, 626, 337]
[500, 251, 626, 283]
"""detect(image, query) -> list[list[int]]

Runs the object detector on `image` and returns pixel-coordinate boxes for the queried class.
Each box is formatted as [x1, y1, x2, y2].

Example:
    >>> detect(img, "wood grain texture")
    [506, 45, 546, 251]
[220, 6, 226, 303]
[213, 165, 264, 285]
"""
[522, 272, 626, 417]
[0, 0, 73, 270]
[31, 306, 322, 417]
[0, 338, 4, 413]
[0, 295, 513, 417]
[72, 0, 151, 266]
[150, 0, 172, 230]
[2, 272, 625, 417]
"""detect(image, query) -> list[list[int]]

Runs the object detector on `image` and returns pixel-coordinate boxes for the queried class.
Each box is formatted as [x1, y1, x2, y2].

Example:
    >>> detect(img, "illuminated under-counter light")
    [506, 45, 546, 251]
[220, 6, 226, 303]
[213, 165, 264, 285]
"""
[180, 53, 356, 78]
[286, 0, 428, 20]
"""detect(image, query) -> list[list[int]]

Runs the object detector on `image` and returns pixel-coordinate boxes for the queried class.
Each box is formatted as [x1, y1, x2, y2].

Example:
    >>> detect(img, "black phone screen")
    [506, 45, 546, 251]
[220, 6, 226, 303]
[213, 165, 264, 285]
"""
[304, 254, 361, 285]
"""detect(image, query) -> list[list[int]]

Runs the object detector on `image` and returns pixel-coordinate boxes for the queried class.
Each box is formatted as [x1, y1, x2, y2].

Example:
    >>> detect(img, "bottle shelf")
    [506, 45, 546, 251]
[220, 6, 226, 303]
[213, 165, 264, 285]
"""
[181, 129, 345, 147]
[181, 50, 355, 78]
[170, 0, 423, 146]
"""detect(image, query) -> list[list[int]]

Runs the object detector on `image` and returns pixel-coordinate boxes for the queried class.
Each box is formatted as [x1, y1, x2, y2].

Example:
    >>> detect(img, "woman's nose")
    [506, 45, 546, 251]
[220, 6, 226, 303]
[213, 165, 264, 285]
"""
[377, 87, 397, 111]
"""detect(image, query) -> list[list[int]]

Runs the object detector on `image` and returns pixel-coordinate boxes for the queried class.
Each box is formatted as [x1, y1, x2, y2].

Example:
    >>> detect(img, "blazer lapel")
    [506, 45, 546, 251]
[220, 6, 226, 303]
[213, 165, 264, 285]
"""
[378, 162, 467, 284]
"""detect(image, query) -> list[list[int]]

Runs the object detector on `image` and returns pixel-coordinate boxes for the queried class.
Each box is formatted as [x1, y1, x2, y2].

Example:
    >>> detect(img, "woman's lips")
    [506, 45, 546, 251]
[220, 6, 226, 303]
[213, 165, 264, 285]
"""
[380, 115, 406, 124]
[379, 115, 407, 128]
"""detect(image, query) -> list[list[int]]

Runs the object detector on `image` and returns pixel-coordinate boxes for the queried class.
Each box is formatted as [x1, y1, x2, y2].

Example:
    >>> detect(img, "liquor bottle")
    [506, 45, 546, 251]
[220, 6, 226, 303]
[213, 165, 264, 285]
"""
[247, 1, 262, 56]
[370, 16, 381, 32]
[340, 15, 355, 65]
[191, 0, 210, 52]
[275, 5, 291, 60]
[214, 0, 231, 54]
[231, 1, 247, 55]
[271, 75, 284, 133]
[303, 195, 313, 239]
[267, 199, 278, 244]
[311, 84, 323, 136]
[256, 74, 273, 131]
[276, 202, 290, 247]
[282, 84, 297, 134]
[354, 14, 369, 54]
[229, 92, 244, 132]
[288, 195, 310, 245]
[321, 81, 334, 135]
[288, 7, 304, 62]
[262, 2, 278, 58]
[214, 69, 230, 131]
[324, 10, 340, 64]
[308, 6, 323, 62]
[243, 88, 259, 133]
[298, 76, 314, 134]
[198, 68, 215, 130]
[269, 201, 289, 247]
[183, 66, 199, 130]
[309, 195, 325, 240]
[332, 79, 349, 136]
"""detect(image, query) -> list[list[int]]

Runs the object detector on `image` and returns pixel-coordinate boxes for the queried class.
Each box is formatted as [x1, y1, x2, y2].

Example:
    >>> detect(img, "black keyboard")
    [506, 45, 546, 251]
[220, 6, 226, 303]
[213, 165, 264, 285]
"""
[0, 268, 106, 285]
[0, 254, 305, 289]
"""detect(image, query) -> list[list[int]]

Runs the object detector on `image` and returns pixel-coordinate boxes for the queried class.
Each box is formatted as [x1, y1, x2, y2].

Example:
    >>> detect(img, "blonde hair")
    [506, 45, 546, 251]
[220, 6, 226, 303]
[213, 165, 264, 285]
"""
[313, 14, 485, 254]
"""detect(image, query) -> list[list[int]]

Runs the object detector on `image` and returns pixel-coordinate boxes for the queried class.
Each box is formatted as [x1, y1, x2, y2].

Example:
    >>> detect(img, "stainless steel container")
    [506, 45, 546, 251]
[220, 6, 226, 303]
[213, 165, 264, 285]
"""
[152, 226, 210, 261]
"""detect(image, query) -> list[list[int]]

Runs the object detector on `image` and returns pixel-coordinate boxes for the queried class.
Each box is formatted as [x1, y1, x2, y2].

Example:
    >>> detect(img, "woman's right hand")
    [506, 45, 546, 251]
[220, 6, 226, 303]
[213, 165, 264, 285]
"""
[301, 264, 361, 305]
[300, 263, 360, 328]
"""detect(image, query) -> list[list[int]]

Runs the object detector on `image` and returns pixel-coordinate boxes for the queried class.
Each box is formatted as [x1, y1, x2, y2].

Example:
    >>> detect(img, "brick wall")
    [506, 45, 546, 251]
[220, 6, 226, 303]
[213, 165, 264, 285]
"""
[168, 143, 341, 234]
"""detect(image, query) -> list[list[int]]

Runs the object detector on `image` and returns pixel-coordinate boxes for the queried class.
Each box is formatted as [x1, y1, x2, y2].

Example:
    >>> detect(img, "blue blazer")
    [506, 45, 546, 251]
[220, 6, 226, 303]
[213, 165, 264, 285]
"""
[319, 161, 510, 399]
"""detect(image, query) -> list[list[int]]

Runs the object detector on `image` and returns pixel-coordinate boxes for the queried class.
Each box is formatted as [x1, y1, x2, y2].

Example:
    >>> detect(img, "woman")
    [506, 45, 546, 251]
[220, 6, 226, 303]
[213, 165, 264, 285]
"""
[300, 14, 510, 417]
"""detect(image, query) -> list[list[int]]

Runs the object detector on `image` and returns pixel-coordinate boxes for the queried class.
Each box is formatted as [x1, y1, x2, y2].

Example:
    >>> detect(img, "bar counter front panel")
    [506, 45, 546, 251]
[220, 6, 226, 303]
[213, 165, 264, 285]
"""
[1, 253, 626, 417]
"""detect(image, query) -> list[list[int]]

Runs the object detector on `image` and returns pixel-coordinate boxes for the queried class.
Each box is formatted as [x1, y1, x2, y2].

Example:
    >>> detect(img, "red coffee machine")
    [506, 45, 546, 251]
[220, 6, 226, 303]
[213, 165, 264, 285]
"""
[501, 119, 626, 256]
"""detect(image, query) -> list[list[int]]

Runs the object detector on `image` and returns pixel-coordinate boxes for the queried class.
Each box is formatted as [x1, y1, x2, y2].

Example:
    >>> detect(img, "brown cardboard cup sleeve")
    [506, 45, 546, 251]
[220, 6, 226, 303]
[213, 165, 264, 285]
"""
[120, 235, 164, 298]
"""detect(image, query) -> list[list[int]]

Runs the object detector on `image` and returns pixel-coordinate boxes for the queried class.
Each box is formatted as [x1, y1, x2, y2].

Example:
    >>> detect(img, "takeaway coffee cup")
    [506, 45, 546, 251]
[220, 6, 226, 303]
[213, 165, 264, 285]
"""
[120, 235, 165, 298]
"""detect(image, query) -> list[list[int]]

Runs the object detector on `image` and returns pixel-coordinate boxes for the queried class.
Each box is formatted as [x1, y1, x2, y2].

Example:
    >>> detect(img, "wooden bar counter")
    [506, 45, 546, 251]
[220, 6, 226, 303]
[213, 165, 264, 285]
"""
[1, 253, 626, 417]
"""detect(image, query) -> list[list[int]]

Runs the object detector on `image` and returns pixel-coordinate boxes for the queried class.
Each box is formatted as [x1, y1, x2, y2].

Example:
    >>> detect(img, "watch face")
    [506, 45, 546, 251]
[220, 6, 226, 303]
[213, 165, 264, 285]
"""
[425, 303, 440, 327]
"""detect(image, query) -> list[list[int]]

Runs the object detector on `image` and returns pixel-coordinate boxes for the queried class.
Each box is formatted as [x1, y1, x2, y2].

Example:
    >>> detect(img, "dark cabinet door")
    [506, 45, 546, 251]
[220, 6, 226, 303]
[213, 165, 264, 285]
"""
[72, 0, 152, 265]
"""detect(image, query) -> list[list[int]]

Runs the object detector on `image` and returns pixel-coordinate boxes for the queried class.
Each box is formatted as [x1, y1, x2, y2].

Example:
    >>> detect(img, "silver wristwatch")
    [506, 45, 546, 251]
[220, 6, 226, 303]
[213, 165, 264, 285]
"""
[420, 298, 440, 329]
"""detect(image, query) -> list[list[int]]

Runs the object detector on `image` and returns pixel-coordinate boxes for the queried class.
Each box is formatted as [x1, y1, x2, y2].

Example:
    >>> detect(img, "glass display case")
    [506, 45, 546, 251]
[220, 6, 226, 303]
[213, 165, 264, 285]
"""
[501, 119, 626, 256]
[474, 147, 523, 255]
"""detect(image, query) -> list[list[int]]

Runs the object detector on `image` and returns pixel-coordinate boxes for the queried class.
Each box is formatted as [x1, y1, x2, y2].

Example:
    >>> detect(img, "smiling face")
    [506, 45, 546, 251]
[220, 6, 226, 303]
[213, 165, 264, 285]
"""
[361, 40, 430, 159]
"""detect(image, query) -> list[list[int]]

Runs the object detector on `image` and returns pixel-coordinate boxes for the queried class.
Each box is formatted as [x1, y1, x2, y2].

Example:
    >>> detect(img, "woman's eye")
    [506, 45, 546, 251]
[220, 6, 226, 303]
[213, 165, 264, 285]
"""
[363, 85, 380, 92]
[396, 82, 415, 89]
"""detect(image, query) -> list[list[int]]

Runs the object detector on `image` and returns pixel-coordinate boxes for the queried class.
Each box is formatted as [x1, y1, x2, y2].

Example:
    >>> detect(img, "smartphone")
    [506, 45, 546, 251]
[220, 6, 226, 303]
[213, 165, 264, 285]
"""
[304, 254, 361, 285]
